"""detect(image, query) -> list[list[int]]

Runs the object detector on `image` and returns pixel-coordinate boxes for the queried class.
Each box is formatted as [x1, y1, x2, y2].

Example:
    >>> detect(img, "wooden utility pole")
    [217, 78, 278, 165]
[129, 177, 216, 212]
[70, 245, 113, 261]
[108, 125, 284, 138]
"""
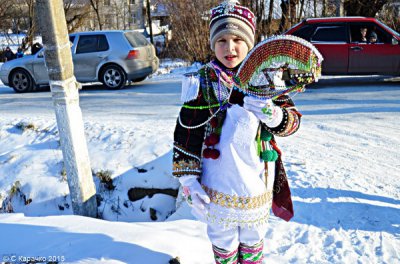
[36, 0, 97, 217]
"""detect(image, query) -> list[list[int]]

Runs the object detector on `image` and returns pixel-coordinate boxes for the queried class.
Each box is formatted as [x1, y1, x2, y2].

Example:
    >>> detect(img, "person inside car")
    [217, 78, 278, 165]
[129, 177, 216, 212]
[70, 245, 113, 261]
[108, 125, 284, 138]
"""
[359, 27, 368, 42]
[369, 31, 378, 43]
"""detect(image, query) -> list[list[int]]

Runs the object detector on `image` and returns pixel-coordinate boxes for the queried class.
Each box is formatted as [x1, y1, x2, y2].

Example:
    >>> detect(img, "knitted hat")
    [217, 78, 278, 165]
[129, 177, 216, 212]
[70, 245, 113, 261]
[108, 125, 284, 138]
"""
[369, 31, 377, 39]
[209, 0, 256, 51]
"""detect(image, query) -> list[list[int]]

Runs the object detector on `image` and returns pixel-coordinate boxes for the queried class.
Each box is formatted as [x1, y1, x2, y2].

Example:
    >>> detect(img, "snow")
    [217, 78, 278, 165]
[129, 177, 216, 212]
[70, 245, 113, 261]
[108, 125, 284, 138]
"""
[0, 33, 42, 54]
[0, 60, 400, 263]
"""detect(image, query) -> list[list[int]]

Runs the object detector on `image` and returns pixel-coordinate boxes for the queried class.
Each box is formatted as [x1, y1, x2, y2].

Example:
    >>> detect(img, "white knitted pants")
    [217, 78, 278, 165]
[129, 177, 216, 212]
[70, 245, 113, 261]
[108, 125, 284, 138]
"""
[207, 224, 268, 252]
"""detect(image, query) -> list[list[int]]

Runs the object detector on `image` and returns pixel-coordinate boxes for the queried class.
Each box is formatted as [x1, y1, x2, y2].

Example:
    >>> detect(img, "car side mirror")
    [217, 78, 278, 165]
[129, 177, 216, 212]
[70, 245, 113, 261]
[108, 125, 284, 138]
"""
[392, 37, 399, 45]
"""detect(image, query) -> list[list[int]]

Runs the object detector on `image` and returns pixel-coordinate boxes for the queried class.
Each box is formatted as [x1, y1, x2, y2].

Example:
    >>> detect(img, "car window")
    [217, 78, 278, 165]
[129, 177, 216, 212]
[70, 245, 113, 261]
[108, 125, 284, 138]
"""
[369, 26, 393, 44]
[125, 32, 149, 47]
[291, 25, 315, 41]
[76, 34, 109, 54]
[69, 36, 75, 44]
[350, 23, 392, 44]
[311, 25, 347, 42]
[377, 20, 400, 37]
[98, 35, 109, 50]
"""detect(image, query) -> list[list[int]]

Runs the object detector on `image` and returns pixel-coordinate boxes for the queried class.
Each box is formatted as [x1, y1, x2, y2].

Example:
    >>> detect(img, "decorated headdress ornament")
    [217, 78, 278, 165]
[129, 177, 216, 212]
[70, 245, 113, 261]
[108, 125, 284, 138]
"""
[226, 35, 324, 99]
[209, 0, 256, 50]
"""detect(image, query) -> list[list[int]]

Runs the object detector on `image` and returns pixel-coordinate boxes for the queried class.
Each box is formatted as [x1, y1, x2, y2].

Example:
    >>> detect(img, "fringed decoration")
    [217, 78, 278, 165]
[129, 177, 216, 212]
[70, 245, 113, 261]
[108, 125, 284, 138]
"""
[234, 35, 323, 99]
[180, 74, 200, 102]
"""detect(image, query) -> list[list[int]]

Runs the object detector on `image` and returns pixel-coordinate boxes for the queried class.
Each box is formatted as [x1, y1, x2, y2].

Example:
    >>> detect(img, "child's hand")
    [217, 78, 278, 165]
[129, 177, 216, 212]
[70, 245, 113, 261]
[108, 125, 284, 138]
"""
[243, 96, 283, 127]
[179, 176, 210, 219]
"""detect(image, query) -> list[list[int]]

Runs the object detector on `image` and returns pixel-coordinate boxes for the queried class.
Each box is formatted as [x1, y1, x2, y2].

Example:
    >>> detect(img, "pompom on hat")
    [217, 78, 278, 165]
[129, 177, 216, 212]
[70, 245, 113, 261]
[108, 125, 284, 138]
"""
[209, 0, 256, 51]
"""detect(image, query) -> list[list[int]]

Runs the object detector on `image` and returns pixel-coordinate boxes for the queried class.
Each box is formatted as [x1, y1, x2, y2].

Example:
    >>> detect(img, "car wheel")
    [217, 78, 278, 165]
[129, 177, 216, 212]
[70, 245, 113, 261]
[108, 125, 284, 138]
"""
[132, 76, 147, 82]
[100, 65, 126, 90]
[10, 69, 35, 93]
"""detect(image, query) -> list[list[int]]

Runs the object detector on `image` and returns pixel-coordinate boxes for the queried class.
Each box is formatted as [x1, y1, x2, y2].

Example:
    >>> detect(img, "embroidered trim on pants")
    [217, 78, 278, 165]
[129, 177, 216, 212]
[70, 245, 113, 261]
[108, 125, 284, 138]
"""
[239, 240, 264, 264]
[213, 245, 239, 264]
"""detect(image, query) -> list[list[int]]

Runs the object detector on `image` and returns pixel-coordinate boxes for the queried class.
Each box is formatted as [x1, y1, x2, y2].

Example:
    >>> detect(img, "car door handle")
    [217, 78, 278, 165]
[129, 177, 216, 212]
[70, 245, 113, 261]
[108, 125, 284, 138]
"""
[350, 46, 363, 51]
[98, 55, 107, 58]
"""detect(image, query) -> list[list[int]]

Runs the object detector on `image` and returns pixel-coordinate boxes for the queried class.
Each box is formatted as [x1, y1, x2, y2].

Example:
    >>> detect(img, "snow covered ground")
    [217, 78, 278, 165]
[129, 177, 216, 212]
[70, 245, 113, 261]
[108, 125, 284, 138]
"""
[0, 33, 42, 54]
[0, 61, 399, 263]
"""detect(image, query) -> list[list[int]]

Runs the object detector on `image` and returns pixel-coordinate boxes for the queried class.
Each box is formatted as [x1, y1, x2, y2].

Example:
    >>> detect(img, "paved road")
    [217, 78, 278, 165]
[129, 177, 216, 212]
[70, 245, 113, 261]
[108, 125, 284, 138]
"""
[1, 76, 399, 122]
[0, 79, 182, 123]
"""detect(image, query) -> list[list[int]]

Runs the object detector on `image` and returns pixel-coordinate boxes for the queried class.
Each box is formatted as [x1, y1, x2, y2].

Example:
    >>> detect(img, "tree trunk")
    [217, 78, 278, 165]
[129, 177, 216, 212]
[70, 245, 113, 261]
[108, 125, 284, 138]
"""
[89, 0, 103, 30]
[289, 0, 299, 26]
[335, 0, 344, 16]
[279, 0, 289, 33]
[267, 0, 275, 35]
[21, 0, 36, 51]
[314, 0, 317, 17]
[299, 0, 306, 22]
[322, 0, 327, 17]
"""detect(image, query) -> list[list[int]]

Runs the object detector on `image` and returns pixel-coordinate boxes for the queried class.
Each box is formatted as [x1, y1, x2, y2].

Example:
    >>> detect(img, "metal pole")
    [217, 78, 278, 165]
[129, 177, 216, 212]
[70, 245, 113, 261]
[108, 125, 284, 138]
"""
[36, 0, 97, 217]
[146, 0, 154, 44]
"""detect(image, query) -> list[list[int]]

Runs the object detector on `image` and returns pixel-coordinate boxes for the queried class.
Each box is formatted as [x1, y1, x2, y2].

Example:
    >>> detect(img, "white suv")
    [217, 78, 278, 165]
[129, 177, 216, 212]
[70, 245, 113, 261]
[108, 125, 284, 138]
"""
[0, 30, 159, 92]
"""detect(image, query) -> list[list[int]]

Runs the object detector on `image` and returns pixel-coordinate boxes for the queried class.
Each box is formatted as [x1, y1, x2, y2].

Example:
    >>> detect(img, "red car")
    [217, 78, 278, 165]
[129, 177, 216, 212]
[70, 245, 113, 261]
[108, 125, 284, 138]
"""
[285, 17, 400, 75]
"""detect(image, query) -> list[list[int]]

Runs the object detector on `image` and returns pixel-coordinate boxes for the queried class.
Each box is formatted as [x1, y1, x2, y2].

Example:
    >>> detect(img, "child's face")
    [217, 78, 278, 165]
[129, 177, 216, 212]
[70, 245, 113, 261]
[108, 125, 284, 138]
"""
[214, 34, 249, 68]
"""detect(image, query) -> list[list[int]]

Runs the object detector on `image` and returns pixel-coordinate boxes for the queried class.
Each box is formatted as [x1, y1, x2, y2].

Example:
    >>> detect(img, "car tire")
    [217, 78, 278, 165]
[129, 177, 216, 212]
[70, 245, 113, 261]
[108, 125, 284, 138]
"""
[100, 65, 127, 90]
[10, 69, 35, 93]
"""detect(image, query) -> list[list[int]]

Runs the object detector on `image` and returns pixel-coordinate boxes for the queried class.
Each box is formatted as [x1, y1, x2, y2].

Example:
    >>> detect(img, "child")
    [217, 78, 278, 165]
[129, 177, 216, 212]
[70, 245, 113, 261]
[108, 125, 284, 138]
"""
[172, 1, 301, 263]
[369, 31, 378, 43]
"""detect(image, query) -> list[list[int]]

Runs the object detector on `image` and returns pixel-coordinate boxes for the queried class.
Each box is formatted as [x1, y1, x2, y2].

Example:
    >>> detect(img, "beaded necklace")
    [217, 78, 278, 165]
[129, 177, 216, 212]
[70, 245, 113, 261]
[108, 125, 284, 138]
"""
[178, 64, 233, 129]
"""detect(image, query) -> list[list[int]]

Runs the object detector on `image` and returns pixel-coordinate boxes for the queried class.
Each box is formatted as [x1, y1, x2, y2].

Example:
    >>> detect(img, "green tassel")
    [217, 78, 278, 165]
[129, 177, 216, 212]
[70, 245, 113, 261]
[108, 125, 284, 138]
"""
[261, 150, 278, 162]
[260, 130, 272, 141]
[257, 132, 262, 156]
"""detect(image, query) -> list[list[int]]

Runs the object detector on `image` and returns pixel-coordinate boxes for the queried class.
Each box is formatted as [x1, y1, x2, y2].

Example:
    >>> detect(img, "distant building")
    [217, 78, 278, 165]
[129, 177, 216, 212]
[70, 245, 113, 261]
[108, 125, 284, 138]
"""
[83, 0, 145, 31]
[81, 0, 169, 33]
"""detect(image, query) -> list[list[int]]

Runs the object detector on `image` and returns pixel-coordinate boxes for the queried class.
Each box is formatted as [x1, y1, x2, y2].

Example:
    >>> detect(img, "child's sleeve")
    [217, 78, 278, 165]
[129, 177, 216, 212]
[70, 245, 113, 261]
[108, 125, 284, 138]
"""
[263, 95, 302, 137]
[172, 76, 209, 179]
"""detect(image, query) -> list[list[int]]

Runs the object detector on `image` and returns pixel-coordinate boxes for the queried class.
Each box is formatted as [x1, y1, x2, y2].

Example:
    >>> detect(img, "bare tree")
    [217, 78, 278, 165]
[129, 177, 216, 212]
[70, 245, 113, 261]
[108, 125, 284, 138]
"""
[159, 0, 216, 63]
[267, 0, 275, 35]
[290, 0, 300, 25]
[89, 0, 103, 30]
[278, 0, 289, 33]
[278, 0, 300, 32]
[242, 0, 269, 41]
[377, 0, 400, 32]
[344, 0, 390, 17]
[21, 0, 36, 50]
[0, 0, 15, 32]
[64, 0, 92, 32]
[299, 0, 306, 21]
[111, 0, 131, 30]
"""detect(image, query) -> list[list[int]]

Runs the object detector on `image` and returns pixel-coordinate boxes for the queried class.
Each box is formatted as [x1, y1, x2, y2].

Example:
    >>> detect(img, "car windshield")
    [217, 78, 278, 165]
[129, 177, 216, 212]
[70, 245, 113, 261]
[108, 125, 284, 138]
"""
[377, 20, 400, 37]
